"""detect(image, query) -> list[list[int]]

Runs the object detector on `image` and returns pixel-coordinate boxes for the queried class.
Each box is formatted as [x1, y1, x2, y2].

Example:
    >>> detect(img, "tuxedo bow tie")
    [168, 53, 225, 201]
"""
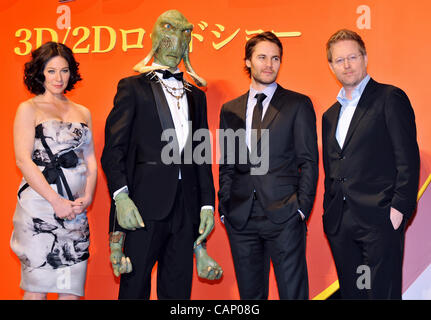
[156, 69, 184, 81]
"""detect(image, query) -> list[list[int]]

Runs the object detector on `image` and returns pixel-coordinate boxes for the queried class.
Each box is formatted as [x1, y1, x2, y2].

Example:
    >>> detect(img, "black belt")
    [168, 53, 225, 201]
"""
[18, 125, 78, 201]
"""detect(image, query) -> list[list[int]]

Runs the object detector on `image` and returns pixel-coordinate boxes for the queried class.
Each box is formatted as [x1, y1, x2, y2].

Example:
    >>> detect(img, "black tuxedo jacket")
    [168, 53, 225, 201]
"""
[218, 84, 319, 230]
[101, 73, 215, 233]
[322, 78, 420, 235]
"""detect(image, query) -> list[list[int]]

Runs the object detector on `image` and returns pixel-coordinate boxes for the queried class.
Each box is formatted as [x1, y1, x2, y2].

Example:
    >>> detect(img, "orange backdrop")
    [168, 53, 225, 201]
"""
[1, 0, 430, 300]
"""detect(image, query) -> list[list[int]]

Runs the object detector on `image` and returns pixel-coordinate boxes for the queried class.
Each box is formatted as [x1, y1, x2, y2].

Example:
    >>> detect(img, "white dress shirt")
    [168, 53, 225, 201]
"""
[335, 74, 370, 148]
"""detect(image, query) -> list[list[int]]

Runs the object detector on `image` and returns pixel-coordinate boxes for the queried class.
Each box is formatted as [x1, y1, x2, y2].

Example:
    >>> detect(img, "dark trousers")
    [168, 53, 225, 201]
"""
[118, 184, 195, 299]
[225, 199, 309, 299]
[326, 203, 405, 299]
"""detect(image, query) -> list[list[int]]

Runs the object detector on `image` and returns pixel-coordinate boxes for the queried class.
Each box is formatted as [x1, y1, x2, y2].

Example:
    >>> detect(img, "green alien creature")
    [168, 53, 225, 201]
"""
[102, 10, 222, 299]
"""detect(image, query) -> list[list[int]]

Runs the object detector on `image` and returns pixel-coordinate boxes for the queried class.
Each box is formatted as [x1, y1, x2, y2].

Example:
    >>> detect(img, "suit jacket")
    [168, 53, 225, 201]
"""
[322, 78, 420, 235]
[101, 73, 215, 233]
[218, 84, 319, 230]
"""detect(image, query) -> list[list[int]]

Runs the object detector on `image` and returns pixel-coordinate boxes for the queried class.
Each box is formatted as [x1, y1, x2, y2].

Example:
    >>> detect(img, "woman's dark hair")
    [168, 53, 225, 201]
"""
[244, 31, 283, 78]
[24, 42, 82, 95]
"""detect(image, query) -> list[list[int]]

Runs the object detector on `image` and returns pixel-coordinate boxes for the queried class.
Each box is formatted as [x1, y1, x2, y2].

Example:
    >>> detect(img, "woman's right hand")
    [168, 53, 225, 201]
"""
[50, 196, 76, 220]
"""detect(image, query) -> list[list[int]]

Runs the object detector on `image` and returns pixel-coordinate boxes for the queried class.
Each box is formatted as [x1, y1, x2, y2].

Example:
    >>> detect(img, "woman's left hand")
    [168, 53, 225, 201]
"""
[68, 196, 92, 219]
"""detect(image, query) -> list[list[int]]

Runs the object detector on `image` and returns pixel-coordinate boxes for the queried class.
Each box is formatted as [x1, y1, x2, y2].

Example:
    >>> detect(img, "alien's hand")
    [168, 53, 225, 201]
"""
[194, 243, 223, 280]
[109, 231, 132, 277]
[114, 193, 145, 230]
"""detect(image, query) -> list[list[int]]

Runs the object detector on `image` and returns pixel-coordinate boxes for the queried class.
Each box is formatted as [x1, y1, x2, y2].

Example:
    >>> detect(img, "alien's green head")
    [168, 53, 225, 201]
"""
[134, 9, 206, 87]
[152, 10, 193, 69]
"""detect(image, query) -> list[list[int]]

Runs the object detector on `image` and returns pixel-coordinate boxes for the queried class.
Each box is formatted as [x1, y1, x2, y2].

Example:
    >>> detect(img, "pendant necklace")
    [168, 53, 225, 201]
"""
[158, 79, 185, 109]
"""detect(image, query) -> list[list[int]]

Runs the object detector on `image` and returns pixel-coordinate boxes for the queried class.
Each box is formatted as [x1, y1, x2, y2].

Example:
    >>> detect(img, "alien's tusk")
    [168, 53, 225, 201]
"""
[184, 49, 207, 87]
[133, 49, 155, 73]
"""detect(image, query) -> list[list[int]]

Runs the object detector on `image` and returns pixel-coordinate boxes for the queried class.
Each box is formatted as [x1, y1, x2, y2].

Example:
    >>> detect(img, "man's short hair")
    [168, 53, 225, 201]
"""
[326, 29, 367, 62]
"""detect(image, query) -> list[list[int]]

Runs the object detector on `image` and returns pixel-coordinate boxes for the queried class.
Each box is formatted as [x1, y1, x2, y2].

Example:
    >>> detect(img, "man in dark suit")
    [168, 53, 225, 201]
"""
[218, 31, 318, 299]
[322, 29, 420, 299]
[101, 10, 221, 299]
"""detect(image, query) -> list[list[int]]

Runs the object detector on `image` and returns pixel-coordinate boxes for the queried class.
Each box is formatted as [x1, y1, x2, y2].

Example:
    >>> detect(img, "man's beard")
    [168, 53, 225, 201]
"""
[252, 71, 278, 86]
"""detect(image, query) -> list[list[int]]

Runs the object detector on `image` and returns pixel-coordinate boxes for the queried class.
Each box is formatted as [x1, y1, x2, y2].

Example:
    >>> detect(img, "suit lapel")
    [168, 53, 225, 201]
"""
[231, 92, 249, 158]
[328, 102, 342, 153]
[341, 78, 377, 150]
[261, 85, 282, 132]
[186, 87, 195, 124]
[238, 92, 248, 129]
[225, 92, 248, 131]
[184, 87, 195, 155]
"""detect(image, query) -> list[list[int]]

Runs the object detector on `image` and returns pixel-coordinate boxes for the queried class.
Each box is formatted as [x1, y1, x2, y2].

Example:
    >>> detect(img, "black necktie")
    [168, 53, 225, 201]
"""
[155, 69, 183, 81]
[251, 93, 266, 152]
